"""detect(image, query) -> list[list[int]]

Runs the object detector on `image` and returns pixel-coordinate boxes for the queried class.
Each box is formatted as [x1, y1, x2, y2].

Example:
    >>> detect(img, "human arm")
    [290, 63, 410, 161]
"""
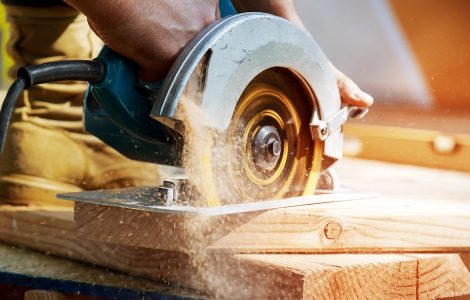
[64, 0, 219, 80]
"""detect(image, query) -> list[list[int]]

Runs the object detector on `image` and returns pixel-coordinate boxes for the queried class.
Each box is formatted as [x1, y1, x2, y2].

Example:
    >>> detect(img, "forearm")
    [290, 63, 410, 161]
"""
[63, 0, 218, 80]
[64, 0, 130, 24]
[64, 0, 113, 16]
[231, 0, 304, 28]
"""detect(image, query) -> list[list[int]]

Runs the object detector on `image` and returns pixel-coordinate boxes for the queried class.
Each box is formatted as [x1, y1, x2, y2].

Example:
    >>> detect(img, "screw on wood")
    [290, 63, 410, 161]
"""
[324, 221, 342, 240]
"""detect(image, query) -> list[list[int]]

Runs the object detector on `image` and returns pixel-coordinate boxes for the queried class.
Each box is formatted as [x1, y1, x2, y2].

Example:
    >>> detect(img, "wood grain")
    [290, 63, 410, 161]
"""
[75, 197, 470, 254]
[337, 157, 470, 202]
[74, 156, 470, 254]
[405, 254, 470, 299]
[0, 206, 201, 289]
[208, 253, 470, 299]
[74, 201, 257, 253]
[2, 205, 470, 299]
[209, 197, 470, 253]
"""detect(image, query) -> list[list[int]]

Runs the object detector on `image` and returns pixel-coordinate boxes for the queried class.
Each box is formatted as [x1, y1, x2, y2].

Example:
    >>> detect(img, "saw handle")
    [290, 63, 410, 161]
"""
[87, 46, 164, 141]
[83, 46, 182, 164]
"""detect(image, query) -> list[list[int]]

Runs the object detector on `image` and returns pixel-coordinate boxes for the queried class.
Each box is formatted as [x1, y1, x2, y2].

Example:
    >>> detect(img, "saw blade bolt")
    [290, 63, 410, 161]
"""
[267, 138, 282, 157]
[252, 125, 282, 171]
[156, 180, 182, 206]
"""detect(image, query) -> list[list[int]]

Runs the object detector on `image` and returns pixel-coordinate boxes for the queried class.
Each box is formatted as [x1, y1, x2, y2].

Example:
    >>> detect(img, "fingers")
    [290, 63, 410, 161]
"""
[330, 63, 374, 108]
[337, 73, 374, 107]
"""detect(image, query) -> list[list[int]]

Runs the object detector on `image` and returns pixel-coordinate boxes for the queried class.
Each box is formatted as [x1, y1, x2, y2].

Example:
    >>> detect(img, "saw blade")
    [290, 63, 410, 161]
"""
[179, 68, 324, 207]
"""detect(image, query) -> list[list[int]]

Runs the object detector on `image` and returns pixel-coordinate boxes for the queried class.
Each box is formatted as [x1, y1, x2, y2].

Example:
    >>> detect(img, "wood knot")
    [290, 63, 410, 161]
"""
[324, 221, 342, 240]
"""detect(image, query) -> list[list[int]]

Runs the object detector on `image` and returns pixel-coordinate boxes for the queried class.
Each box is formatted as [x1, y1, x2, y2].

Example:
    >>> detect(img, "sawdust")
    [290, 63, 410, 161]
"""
[176, 90, 311, 297]
[176, 96, 288, 208]
[175, 97, 257, 297]
[176, 98, 239, 207]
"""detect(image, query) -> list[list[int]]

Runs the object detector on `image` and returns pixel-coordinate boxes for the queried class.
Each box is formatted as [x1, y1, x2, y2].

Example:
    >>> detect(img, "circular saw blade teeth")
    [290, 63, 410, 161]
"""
[179, 68, 324, 206]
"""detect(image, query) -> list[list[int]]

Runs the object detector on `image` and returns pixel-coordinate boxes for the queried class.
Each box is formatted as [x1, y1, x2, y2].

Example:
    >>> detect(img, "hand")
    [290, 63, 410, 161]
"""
[65, 0, 219, 81]
[330, 62, 374, 107]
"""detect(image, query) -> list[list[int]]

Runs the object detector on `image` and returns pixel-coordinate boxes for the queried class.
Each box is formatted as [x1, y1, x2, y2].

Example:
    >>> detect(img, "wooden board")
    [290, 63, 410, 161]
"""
[351, 104, 470, 134]
[74, 197, 470, 253]
[1, 159, 470, 298]
[0, 206, 201, 289]
[336, 158, 470, 202]
[1, 205, 470, 299]
[0, 243, 195, 300]
[344, 123, 470, 172]
[213, 253, 470, 299]
[74, 158, 470, 253]
[209, 197, 470, 252]
[74, 201, 257, 253]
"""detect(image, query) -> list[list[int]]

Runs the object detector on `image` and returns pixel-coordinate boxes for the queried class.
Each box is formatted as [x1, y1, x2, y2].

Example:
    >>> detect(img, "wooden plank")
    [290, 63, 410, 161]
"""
[351, 104, 470, 134]
[0, 206, 202, 290]
[75, 197, 470, 254]
[209, 197, 470, 252]
[344, 123, 470, 171]
[74, 201, 256, 253]
[207, 253, 470, 299]
[1, 205, 470, 298]
[225, 158, 470, 253]
[2, 158, 470, 298]
[0, 243, 196, 299]
[74, 156, 470, 254]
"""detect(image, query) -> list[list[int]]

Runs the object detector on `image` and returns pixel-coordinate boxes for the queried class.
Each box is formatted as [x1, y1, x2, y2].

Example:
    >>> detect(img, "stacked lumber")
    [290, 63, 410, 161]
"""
[1, 158, 470, 298]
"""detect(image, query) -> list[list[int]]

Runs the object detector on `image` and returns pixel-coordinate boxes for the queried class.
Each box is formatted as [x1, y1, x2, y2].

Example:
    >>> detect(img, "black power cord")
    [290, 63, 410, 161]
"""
[0, 60, 105, 155]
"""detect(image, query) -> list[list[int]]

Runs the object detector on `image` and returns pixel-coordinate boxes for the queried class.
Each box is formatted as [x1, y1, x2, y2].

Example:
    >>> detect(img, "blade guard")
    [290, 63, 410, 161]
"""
[151, 13, 345, 161]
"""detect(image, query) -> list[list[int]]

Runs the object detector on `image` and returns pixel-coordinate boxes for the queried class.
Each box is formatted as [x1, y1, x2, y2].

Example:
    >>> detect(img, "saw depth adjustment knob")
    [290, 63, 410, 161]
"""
[157, 180, 181, 206]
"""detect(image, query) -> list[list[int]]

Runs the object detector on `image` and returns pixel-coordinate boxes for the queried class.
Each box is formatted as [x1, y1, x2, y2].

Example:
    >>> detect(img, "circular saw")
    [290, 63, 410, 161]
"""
[148, 12, 367, 207]
[0, 13, 368, 213]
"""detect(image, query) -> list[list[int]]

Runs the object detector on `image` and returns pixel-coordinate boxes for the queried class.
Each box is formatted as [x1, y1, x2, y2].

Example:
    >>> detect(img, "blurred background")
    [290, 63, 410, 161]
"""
[297, 0, 470, 111]
[0, 6, 11, 89]
[296, 0, 470, 171]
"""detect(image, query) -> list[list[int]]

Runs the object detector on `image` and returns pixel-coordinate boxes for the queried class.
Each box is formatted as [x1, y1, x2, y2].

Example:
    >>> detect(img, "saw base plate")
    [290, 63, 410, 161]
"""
[58, 187, 376, 217]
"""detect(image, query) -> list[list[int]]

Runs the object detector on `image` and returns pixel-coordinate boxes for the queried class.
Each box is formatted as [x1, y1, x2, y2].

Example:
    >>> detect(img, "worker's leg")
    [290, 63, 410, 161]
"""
[0, 4, 160, 206]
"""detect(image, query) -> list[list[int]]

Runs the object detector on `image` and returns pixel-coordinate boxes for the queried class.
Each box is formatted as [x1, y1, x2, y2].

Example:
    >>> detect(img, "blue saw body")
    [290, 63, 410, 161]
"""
[83, 1, 237, 166]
